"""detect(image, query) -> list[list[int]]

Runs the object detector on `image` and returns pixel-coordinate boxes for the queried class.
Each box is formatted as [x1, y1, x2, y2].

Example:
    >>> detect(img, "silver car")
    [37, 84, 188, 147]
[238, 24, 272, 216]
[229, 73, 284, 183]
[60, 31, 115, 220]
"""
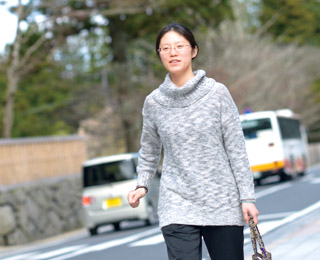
[81, 153, 160, 236]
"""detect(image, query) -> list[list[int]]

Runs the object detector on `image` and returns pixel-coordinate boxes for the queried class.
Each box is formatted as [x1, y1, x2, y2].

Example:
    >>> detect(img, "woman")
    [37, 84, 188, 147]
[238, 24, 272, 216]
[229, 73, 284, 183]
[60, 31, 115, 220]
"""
[127, 23, 259, 260]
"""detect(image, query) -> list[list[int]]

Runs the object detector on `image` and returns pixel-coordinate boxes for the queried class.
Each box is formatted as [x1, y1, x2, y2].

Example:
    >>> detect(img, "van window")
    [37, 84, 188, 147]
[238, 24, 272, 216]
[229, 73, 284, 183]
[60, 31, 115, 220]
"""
[83, 159, 136, 187]
[277, 117, 301, 139]
[241, 118, 273, 140]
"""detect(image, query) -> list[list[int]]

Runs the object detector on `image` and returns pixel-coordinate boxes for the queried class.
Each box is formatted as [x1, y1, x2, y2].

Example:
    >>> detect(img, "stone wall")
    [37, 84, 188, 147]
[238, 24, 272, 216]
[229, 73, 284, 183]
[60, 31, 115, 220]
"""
[0, 174, 84, 246]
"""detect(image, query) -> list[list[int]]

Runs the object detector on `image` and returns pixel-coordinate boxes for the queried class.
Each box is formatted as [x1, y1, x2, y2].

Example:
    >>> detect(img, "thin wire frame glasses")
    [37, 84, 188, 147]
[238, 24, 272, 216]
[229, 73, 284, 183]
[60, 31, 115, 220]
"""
[158, 44, 191, 54]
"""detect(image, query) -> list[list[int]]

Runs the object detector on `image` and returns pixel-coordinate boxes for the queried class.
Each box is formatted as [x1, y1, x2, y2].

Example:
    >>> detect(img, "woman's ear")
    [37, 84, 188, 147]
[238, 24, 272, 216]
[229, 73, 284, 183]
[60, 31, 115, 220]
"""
[192, 46, 198, 59]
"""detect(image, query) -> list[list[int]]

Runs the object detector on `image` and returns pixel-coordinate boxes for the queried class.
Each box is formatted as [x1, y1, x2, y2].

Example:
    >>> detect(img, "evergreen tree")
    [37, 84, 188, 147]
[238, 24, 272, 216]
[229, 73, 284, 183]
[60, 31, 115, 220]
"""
[259, 0, 320, 45]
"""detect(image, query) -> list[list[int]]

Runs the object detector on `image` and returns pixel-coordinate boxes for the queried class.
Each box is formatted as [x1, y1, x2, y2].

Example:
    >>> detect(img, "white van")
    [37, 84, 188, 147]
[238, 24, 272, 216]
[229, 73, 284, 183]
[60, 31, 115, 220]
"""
[81, 153, 160, 236]
[240, 110, 308, 184]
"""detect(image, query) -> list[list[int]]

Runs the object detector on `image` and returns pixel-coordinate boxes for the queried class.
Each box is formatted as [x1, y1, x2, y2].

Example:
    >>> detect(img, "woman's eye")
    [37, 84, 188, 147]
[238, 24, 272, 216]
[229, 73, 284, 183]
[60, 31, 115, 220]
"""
[176, 45, 184, 49]
[162, 47, 169, 51]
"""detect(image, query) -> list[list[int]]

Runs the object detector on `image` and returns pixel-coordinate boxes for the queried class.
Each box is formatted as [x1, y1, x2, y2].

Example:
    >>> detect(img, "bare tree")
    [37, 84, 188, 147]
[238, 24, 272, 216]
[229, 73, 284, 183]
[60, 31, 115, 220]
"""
[2, 0, 164, 138]
[79, 55, 160, 158]
[196, 12, 320, 141]
[3, 0, 49, 137]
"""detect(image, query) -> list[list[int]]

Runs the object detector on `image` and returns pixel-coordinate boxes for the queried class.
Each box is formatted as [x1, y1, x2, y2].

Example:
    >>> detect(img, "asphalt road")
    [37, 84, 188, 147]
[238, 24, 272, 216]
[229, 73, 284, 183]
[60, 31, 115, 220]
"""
[1, 164, 320, 260]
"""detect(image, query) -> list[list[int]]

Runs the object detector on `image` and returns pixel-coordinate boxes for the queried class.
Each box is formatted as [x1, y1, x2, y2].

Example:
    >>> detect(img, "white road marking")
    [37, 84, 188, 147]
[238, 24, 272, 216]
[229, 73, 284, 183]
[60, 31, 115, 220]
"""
[310, 178, 320, 184]
[271, 200, 320, 231]
[244, 220, 281, 236]
[244, 200, 320, 244]
[0, 252, 39, 260]
[129, 217, 289, 248]
[255, 182, 292, 199]
[129, 234, 164, 247]
[48, 227, 160, 260]
[253, 220, 282, 235]
[258, 211, 297, 220]
[244, 238, 251, 244]
[2, 197, 320, 259]
[28, 245, 86, 259]
[301, 173, 315, 182]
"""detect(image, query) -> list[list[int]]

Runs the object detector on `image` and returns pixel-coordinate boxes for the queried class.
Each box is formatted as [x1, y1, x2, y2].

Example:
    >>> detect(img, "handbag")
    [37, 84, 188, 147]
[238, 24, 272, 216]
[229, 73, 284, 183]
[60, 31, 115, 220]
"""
[249, 218, 272, 260]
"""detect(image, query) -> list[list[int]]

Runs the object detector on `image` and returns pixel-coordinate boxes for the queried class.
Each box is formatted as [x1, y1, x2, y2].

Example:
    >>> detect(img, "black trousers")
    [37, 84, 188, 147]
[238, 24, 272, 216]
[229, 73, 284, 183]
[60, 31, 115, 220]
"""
[161, 224, 244, 260]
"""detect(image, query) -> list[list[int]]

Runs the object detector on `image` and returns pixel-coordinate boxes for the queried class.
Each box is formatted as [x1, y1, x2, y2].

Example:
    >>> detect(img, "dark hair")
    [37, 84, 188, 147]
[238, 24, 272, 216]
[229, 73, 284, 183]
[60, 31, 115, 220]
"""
[155, 23, 199, 59]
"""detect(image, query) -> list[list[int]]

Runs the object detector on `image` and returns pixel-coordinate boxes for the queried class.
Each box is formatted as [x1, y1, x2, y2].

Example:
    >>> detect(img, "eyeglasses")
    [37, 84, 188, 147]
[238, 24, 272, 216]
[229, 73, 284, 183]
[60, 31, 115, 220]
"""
[158, 44, 191, 54]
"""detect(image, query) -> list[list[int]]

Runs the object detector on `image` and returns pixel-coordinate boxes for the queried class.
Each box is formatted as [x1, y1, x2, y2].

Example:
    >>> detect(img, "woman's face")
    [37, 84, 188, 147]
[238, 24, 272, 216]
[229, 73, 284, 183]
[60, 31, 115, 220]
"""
[159, 31, 197, 75]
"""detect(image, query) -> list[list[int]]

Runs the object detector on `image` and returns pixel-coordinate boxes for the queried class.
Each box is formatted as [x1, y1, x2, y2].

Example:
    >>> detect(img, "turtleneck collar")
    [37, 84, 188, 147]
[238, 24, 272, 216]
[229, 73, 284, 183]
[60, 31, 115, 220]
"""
[152, 70, 215, 108]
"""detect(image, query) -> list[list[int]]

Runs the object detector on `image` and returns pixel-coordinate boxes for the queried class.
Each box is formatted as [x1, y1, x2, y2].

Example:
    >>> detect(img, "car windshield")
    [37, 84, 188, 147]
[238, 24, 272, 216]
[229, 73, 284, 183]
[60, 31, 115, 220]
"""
[241, 118, 273, 140]
[83, 159, 136, 187]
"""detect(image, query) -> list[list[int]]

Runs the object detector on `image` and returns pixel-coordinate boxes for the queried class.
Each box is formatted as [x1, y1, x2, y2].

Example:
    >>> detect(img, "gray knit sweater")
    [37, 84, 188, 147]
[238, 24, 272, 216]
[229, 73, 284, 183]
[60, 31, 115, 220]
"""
[137, 70, 255, 228]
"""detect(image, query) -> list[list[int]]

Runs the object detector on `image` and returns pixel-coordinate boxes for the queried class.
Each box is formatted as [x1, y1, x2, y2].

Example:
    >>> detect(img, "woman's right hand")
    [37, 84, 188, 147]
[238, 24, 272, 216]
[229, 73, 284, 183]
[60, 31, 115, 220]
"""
[127, 188, 147, 208]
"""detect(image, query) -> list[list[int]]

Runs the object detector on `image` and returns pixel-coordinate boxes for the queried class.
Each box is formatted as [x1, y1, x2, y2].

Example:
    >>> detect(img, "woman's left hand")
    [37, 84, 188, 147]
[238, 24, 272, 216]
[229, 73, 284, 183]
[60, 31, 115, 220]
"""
[242, 203, 259, 225]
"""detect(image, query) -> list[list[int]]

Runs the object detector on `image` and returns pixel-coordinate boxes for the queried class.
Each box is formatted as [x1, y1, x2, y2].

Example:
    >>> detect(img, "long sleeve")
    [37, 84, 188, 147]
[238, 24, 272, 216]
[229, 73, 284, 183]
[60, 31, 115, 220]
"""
[136, 96, 162, 189]
[137, 72, 254, 227]
[220, 85, 255, 200]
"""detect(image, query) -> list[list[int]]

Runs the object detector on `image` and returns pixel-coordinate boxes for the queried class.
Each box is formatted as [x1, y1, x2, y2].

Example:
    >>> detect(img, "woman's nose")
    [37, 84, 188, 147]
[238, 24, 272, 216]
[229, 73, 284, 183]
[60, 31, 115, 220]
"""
[169, 47, 177, 55]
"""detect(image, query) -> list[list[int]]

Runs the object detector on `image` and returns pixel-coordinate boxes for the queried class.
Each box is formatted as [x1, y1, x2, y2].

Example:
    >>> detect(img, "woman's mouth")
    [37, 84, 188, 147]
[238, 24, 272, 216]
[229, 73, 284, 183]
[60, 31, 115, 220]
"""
[169, 59, 180, 64]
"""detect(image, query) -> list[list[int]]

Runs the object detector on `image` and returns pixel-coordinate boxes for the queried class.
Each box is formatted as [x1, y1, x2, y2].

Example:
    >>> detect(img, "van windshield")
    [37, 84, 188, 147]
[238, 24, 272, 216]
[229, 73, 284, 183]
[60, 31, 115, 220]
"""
[241, 118, 273, 140]
[83, 159, 136, 187]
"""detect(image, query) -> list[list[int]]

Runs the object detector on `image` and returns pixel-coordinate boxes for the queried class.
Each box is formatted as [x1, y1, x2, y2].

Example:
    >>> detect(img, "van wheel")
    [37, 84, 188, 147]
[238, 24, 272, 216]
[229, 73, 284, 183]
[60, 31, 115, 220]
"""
[113, 222, 121, 231]
[280, 172, 291, 182]
[89, 227, 98, 236]
[145, 203, 158, 226]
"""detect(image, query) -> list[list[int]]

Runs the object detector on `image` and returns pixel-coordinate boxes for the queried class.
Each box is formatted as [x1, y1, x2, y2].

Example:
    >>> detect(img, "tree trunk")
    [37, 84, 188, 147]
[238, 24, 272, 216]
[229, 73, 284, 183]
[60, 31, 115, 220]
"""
[109, 17, 138, 152]
[2, 0, 22, 138]
[3, 69, 19, 138]
[112, 62, 139, 153]
[122, 118, 136, 153]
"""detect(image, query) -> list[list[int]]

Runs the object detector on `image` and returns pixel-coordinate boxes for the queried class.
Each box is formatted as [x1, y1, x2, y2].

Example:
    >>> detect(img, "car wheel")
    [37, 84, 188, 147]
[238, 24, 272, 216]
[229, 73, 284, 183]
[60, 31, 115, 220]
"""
[254, 179, 261, 186]
[145, 202, 158, 226]
[113, 222, 121, 231]
[89, 227, 98, 236]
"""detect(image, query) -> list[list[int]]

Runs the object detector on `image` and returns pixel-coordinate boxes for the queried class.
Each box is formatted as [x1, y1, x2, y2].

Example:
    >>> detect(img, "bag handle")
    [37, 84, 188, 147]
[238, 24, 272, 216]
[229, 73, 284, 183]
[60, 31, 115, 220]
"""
[249, 218, 270, 260]
[249, 218, 259, 254]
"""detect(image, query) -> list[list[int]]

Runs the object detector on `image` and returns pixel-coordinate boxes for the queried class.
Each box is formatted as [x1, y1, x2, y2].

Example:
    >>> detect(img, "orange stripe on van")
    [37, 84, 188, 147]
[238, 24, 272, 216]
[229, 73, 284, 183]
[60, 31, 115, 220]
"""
[251, 161, 285, 172]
